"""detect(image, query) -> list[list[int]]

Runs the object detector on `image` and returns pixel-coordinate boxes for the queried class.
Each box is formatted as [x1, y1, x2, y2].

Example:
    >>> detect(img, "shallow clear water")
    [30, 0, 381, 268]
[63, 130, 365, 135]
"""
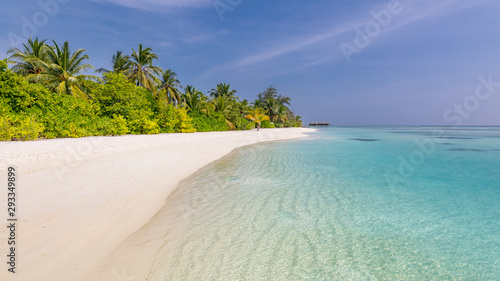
[148, 127, 500, 280]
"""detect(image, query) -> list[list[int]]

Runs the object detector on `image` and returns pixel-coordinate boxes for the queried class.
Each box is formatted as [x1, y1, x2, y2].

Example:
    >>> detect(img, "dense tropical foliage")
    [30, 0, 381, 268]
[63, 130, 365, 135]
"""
[1, 38, 302, 141]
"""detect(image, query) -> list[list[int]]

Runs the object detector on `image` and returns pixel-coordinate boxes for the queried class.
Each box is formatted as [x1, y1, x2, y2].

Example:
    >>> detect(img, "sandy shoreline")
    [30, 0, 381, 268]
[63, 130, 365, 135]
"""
[0, 128, 314, 281]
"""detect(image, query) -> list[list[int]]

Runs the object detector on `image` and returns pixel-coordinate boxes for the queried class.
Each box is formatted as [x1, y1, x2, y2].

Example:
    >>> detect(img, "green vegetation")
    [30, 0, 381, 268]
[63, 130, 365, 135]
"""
[245, 109, 270, 131]
[126, 44, 162, 94]
[1, 38, 303, 141]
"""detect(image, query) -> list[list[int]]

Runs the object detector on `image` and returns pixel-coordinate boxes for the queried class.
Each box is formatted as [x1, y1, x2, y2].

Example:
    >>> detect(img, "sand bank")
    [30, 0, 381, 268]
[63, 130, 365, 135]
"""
[0, 128, 314, 281]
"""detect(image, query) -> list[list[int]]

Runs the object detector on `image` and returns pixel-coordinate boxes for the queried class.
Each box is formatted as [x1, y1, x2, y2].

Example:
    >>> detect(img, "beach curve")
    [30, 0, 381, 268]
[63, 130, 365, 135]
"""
[0, 128, 314, 281]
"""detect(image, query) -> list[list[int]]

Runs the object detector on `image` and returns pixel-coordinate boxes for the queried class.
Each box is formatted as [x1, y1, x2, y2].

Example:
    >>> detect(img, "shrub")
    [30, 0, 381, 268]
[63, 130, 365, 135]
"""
[0, 65, 102, 139]
[233, 115, 251, 130]
[0, 114, 44, 141]
[0, 98, 12, 116]
[92, 73, 155, 120]
[96, 115, 129, 136]
[156, 102, 195, 133]
[128, 116, 160, 134]
[0, 64, 47, 113]
[92, 72, 162, 135]
[245, 121, 255, 130]
[0, 59, 7, 71]
[189, 111, 228, 132]
[37, 94, 102, 138]
[261, 120, 275, 128]
[174, 107, 196, 133]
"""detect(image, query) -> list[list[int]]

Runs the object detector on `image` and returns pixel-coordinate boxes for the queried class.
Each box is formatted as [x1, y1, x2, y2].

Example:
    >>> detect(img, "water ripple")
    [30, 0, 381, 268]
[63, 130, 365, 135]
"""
[146, 132, 499, 280]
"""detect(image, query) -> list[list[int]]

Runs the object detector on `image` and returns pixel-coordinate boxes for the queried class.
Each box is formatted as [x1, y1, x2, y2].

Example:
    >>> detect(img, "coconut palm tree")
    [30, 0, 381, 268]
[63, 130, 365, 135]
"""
[182, 85, 209, 113]
[257, 85, 291, 106]
[126, 44, 162, 94]
[235, 99, 252, 118]
[252, 99, 265, 110]
[274, 105, 289, 124]
[263, 98, 279, 121]
[7, 37, 49, 79]
[209, 83, 237, 98]
[29, 40, 96, 99]
[159, 69, 182, 105]
[245, 109, 270, 131]
[211, 95, 236, 129]
[295, 115, 303, 127]
[257, 85, 279, 101]
[96, 51, 130, 74]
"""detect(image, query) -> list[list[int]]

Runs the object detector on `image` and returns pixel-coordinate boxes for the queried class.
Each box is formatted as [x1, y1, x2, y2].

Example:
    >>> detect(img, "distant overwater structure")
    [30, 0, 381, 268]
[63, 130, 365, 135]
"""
[308, 122, 330, 126]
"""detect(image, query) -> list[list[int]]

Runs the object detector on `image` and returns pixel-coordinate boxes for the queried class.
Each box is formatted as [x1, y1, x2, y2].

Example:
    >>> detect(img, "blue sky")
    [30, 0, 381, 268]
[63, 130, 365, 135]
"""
[1, 0, 499, 125]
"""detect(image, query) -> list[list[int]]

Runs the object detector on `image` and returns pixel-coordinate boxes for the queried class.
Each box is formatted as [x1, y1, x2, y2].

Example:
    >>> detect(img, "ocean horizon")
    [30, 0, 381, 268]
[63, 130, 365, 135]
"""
[148, 126, 499, 280]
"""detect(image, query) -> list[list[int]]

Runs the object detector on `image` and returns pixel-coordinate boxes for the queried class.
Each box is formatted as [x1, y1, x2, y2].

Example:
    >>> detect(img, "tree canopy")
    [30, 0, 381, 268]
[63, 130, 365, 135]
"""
[1, 38, 303, 141]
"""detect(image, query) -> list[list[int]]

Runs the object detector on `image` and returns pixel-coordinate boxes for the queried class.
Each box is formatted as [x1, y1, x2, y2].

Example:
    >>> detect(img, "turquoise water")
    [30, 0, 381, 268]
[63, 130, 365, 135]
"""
[148, 127, 500, 280]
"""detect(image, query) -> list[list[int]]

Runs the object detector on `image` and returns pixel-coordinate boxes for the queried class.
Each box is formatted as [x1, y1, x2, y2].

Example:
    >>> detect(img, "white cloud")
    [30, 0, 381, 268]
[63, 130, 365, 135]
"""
[199, 24, 355, 79]
[92, 0, 212, 10]
[201, 0, 493, 79]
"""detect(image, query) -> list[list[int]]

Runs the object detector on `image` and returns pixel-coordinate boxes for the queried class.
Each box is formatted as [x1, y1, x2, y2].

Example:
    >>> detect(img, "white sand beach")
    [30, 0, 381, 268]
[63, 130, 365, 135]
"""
[0, 128, 313, 281]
